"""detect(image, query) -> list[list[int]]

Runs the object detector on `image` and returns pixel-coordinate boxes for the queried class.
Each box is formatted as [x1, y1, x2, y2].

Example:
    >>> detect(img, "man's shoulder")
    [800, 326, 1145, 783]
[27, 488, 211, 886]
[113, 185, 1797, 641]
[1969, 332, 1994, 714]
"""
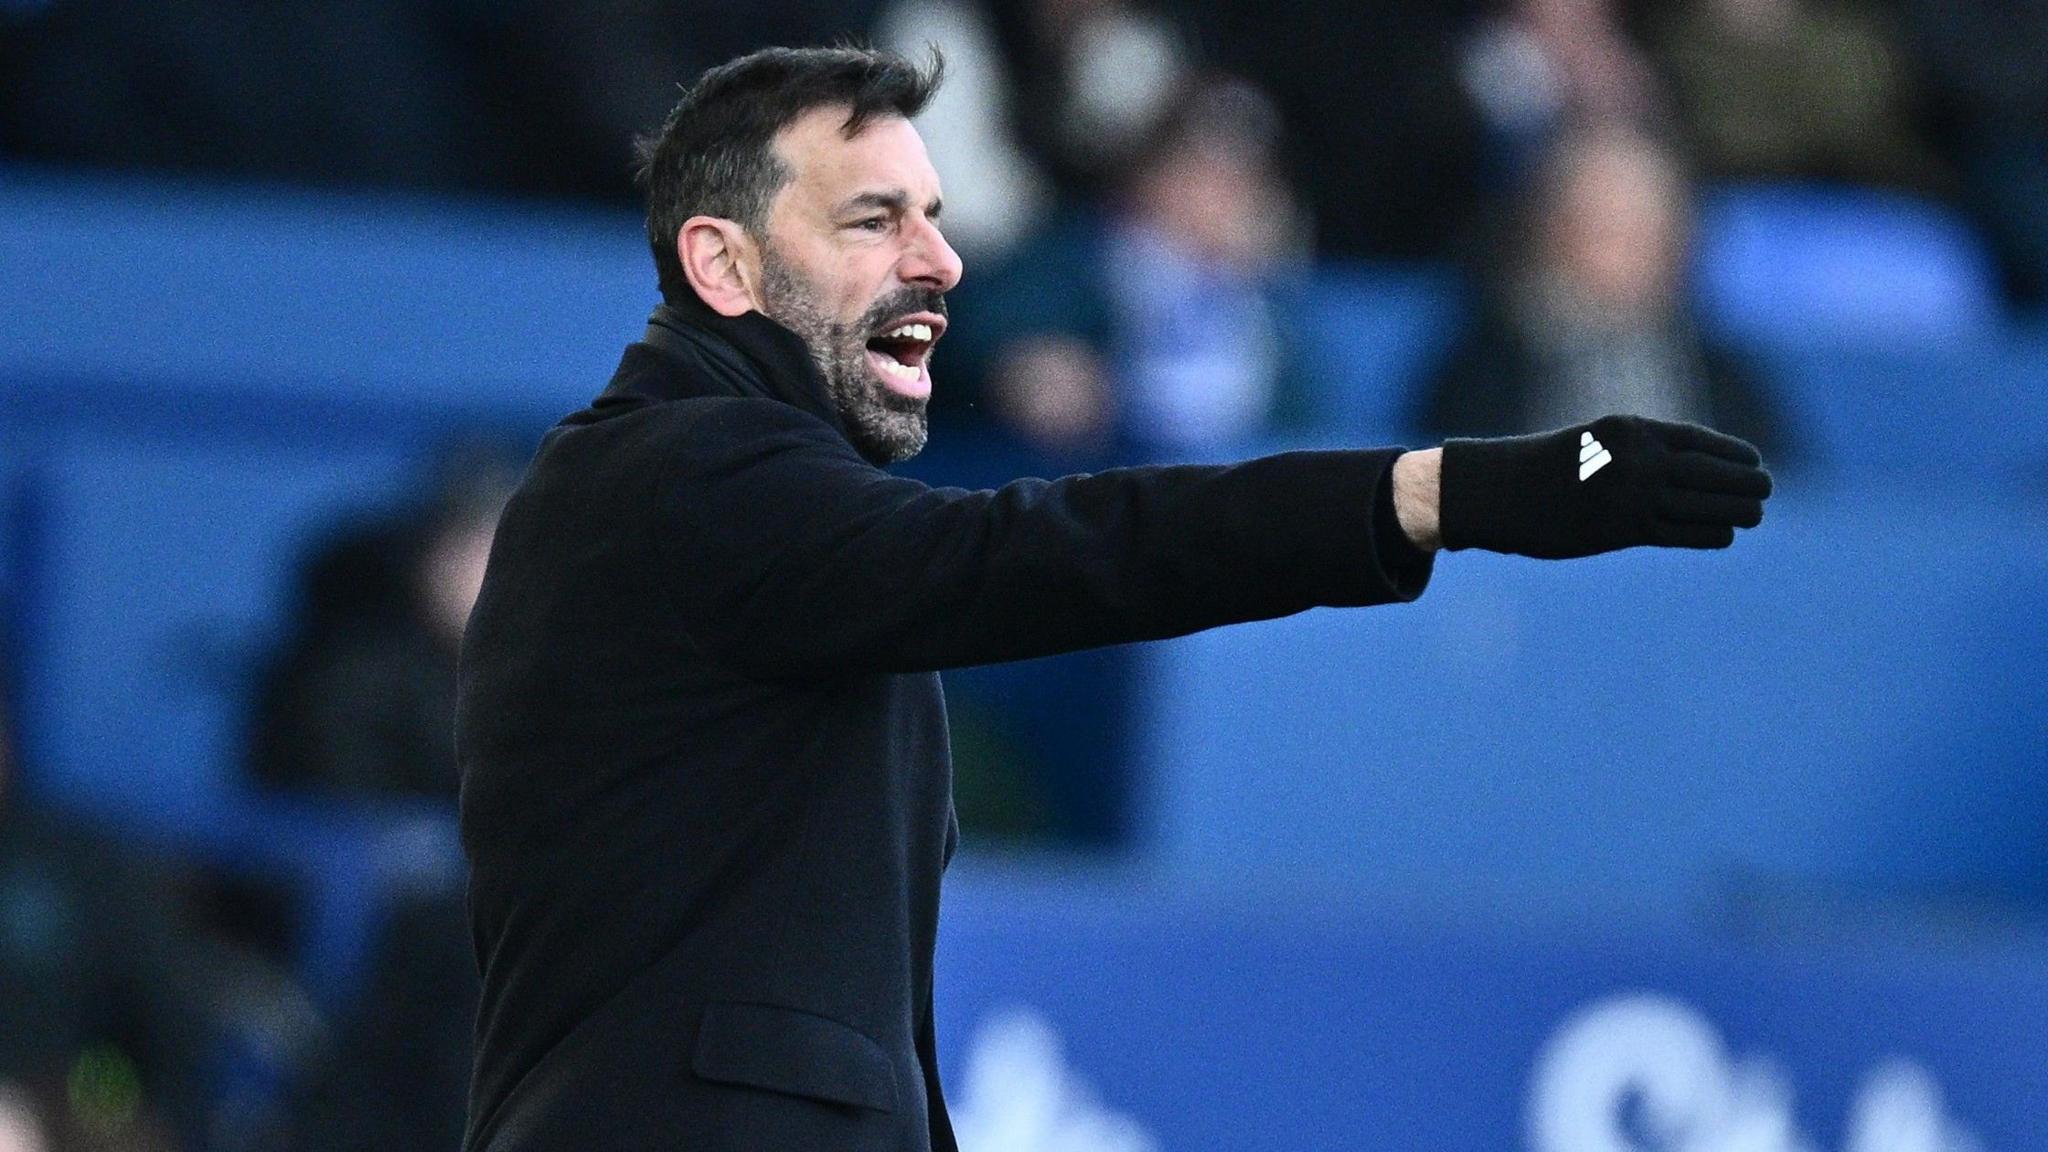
[498, 397, 864, 550]
[544, 392, 857, 476]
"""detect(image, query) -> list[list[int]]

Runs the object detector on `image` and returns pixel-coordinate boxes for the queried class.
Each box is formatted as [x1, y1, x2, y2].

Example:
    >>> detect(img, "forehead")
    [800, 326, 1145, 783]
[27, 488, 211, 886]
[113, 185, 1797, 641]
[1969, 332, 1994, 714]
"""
[770, 106, 939, 211]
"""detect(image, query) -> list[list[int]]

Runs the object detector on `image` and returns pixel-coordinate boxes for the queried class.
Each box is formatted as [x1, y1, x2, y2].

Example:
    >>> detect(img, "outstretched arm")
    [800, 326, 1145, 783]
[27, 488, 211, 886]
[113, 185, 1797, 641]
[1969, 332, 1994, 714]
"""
[653, 399, 1433, 682]
[652, 403, 1768, 683]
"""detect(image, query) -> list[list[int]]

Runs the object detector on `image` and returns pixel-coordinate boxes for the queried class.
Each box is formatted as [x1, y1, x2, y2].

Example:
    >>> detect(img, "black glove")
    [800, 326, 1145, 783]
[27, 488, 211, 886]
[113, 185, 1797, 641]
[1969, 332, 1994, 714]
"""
[1439, 415, 1772, 559]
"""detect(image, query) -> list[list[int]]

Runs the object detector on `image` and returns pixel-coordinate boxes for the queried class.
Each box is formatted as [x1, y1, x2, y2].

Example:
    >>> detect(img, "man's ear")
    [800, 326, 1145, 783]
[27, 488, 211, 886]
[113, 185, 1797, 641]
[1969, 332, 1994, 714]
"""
[678, 217, 762, 317]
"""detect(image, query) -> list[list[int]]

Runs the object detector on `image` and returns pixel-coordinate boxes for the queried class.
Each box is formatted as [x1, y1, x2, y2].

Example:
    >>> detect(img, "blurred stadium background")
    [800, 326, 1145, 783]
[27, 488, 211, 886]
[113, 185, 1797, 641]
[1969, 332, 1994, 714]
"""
[1, 0, 2045, 1149]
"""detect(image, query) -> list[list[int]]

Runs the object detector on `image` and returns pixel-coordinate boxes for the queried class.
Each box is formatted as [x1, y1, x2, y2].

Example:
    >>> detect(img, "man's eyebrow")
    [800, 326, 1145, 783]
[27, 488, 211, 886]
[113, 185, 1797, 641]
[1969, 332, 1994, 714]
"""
[837, 190, 944, 218]
[838, 190, 909, 215]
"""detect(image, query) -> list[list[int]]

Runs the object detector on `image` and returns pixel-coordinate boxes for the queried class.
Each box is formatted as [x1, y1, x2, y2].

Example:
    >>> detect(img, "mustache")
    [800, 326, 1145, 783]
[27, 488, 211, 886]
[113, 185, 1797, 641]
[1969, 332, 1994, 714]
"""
[857, 288, 948, 334]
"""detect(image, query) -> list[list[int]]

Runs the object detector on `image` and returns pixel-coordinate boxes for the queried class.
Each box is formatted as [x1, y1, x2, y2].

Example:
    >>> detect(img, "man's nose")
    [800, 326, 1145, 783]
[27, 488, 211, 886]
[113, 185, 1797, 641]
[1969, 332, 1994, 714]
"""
[900, 218, 963, 292]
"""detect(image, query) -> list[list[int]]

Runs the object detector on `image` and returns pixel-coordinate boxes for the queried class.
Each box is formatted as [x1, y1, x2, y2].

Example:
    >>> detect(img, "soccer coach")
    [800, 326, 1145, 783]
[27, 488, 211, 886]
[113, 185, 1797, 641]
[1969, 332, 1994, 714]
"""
[456, 45, 1771, 1152]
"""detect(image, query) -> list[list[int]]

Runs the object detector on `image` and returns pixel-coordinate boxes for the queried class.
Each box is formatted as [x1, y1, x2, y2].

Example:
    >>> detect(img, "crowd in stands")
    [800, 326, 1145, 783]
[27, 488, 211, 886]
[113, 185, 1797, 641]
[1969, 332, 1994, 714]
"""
[2, 1, 2046, 1148]
[2, 1, 2044, 302]
[891, 0, 2033, 462]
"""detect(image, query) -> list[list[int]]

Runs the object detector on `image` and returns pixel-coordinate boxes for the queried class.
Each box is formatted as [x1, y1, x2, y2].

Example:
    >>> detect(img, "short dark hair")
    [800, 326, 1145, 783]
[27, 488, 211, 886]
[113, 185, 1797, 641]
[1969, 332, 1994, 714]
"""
[635, 45, 945, 303]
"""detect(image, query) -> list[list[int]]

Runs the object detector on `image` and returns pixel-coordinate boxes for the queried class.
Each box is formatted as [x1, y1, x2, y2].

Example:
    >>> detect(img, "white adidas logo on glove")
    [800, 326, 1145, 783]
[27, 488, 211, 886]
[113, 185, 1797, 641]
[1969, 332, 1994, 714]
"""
[1578, 431, 1612, 481]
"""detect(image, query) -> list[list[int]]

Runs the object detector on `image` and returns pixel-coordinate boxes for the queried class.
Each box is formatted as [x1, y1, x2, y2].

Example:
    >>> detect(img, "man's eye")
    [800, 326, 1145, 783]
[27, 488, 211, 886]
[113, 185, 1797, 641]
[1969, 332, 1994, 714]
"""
[854, 217, 890, 233]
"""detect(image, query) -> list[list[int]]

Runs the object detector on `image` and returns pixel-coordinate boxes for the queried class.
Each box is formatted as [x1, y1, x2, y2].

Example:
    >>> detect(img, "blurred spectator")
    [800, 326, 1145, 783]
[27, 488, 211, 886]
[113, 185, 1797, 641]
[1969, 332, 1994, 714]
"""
[196, 449, 506, 1093]
[3, 0, 1495, 262]
[1460, 0, 1667, 185]
[963, 77, 1311, 459]
[0, 689, 209, 1150]
[224, 451, 509, 1148]
[1901, 0, 2048, 303]
[1420, 125, 1785, 454]
[1097, 78, 1308, 454]
[880, 0, 1053, 259]
[249, 449, 512, 803]
[1187, 0, 1488, 260]
[985, 0, 1195, 205]
[1647, 0, 1948, 193]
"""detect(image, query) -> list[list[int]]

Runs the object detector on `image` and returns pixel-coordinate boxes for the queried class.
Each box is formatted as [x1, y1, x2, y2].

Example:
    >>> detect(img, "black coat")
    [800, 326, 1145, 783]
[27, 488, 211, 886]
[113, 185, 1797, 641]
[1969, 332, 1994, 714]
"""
[456, 296, 1435, 1151]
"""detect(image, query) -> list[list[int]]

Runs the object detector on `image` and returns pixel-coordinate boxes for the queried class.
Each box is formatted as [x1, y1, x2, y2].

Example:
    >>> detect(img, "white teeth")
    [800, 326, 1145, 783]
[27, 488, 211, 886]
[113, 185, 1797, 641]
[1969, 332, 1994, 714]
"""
[871, 321, 934, 382]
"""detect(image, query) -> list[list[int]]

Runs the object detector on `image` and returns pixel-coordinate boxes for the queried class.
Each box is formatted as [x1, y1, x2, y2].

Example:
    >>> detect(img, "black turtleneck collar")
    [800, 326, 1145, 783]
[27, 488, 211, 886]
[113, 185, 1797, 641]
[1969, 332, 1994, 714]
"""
[621, 294, 849, 442]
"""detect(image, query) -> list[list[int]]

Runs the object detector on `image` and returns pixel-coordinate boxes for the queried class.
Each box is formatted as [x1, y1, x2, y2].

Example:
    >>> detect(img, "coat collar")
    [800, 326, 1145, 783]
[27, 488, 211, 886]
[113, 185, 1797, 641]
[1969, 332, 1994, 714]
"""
[595, 294, 849, 442]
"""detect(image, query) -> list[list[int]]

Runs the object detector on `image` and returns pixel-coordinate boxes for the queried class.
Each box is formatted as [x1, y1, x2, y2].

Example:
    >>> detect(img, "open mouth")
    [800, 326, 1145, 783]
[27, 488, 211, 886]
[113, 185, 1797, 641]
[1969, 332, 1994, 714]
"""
[863, 313, 945, 397]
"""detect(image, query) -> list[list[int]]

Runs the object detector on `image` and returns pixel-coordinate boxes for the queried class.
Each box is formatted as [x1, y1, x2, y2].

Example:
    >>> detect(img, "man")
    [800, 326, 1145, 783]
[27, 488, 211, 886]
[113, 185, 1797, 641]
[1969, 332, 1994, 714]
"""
[457, 46, 1770, 1152]
[1421, 124, 1786, 456]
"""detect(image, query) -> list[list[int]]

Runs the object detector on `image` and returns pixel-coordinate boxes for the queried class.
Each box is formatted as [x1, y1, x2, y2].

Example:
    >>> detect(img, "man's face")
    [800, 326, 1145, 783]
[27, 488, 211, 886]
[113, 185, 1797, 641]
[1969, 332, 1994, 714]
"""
[754, 107, 963, 463]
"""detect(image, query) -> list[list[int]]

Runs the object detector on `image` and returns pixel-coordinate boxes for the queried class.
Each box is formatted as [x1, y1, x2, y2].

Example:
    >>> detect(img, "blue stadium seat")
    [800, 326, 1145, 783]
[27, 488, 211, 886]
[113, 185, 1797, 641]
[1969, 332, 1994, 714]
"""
[1693, 183, 2003, 346]
[1292, 264, 1466, 441]
[1753, 333, 2048, 486]
[0, 168, 640, 423]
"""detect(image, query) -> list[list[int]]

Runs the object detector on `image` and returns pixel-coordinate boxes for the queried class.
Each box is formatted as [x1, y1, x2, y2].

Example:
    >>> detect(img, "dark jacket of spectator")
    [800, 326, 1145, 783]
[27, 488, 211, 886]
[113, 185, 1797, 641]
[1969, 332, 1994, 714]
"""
[251, 627, 459, 803]
[250, 464, 504, 804]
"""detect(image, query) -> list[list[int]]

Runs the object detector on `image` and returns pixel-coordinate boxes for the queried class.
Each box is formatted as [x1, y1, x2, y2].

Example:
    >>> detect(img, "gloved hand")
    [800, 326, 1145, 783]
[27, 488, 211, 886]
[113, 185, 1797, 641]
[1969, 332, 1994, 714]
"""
[1439, 415, 1772, 559]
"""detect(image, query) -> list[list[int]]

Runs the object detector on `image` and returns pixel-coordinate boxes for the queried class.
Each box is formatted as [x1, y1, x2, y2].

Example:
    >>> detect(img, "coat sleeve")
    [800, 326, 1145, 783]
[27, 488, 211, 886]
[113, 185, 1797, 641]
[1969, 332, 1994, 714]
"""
[650, 399, 1432, 681]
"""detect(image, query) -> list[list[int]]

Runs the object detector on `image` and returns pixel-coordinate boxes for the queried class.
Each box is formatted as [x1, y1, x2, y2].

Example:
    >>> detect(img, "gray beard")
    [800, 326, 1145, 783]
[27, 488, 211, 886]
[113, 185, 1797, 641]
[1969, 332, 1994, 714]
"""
[759, 249, 930, 464]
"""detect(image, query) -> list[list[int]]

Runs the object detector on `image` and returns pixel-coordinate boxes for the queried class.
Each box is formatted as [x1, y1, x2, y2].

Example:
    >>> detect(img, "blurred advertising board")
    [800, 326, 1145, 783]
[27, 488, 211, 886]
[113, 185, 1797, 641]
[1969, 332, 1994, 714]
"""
[936, 870, 2047, 1152]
